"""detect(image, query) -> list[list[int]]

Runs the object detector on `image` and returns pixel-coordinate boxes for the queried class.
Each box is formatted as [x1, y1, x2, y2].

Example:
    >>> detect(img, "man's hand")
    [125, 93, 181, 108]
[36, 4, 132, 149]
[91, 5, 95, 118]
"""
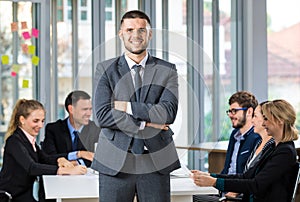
[114, 101, 170, 131]
[77, 151, 94, 161]
[146, 122, 169, 130]
[114, 101, 128, 112]
[57, 165, 87, 175]
[57, 157, 75, 168]
[225, 192, 239, 198]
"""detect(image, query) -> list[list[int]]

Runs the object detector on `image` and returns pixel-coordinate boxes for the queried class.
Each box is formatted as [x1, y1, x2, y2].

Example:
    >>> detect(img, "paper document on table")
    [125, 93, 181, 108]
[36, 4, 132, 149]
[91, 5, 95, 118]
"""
[170, 163, 192, 178]
[86, 168, 99, 175]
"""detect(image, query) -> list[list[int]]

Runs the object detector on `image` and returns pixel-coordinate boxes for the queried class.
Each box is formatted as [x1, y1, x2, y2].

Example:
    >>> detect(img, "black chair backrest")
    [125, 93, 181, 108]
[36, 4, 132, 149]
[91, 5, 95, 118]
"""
[0, 190, 12, 202]
[292, 162, 300, 202]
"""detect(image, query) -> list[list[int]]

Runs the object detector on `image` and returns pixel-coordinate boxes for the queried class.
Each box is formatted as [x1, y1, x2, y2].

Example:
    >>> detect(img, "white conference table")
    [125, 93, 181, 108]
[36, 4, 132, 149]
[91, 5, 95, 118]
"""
[43, 171, 218, 202]
[176, 141, 229, 173]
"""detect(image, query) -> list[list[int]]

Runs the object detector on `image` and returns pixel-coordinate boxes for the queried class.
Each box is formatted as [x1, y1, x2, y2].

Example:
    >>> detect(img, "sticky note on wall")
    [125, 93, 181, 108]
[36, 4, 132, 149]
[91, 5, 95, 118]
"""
[1, 55, 9, 65]
[21, 44, 29, 54]
[22, 80, 29, 88]
[32, 28, 39, 38]
[11, 22, 18, 32]
[28, 45, 36, 55]
[32, 56, 40, 66]
[21, 21, 28, 29]
[12, 64, 21, 73]
[22, 31, 31, 40]
[11, 72, 17, 77]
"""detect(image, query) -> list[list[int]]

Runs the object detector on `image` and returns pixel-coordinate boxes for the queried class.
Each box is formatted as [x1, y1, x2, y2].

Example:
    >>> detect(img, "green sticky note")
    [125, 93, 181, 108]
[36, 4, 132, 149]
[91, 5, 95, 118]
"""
[1, 55, 9, 65]
[12, 64, 21, 73]
[28, 45, 36, 55]
[22, 80, 29, 88]
[32, 56, 40, 66]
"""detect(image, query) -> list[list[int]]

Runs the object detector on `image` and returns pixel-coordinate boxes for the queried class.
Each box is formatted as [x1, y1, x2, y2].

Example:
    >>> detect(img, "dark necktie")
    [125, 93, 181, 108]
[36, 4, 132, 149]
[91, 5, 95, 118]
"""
[131, 64, 144, 154]
[72, 131, 79, 151]
[133, 65, 142, 102]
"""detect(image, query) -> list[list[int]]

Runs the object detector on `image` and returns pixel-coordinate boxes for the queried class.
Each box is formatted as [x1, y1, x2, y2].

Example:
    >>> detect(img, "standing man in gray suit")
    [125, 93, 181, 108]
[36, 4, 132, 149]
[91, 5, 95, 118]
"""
[92, 10, 180, 202]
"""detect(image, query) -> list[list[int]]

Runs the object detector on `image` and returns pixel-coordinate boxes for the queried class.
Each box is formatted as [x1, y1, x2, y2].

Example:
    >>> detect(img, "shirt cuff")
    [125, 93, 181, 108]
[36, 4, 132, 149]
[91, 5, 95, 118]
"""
[126, 102, 133, 115]
[68, 151, 78, 161]
[215, 178, 225, 191]
[210, 173, 217, 177]
[126, 102, 144, 130]
[77, 159, 86, 166]
[139, 121, 146, 130]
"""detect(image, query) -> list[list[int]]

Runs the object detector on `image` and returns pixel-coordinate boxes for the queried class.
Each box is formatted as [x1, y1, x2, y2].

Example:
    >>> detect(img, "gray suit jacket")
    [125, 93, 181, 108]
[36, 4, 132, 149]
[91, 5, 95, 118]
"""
[92, 54, 180, 175]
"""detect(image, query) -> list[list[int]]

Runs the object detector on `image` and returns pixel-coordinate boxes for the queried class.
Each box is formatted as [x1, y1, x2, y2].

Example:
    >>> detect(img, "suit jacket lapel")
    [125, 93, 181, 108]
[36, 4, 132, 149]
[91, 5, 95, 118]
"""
[78, 125, 88, 150]
[62, 119, 73, 151]
[118, 56, 136, 102]
[15, 128, 38, 161]
[141, 55, 157, 102]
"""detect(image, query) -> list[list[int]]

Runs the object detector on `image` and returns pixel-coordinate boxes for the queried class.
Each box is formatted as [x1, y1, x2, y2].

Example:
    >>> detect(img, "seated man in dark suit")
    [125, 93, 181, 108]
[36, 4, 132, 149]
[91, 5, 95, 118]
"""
[42, 90, 101, 167]
[193, 91, 261, 202]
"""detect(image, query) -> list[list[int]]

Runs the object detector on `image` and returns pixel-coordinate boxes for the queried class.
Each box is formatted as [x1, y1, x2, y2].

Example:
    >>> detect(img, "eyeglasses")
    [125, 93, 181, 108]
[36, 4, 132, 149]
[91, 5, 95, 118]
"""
[226, 108, 248, 115]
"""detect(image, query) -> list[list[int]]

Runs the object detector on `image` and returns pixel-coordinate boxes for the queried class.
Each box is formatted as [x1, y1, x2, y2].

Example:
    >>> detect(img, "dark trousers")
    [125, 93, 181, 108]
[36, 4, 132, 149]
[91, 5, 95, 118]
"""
[99, 153, 170, 202]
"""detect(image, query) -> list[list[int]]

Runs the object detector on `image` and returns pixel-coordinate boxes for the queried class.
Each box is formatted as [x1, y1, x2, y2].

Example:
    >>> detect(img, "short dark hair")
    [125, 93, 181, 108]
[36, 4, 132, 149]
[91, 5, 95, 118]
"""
[64, 90, 91, 113]
[229, 91, 258, 110]
[120, 10, 151, 27]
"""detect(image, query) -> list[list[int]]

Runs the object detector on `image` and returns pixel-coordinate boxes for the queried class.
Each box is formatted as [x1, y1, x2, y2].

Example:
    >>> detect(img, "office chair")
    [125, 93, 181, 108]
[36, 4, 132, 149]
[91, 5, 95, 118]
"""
[291, 162, 300, 202]
[0, 190, 12, 202]
[219, 196, 242, 201]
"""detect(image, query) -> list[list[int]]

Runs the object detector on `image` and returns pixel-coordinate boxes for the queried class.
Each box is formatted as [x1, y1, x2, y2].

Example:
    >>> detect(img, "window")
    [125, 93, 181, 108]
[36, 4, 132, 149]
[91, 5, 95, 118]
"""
[81, 10, 87, 20]
[267, 0, 300, 130]
[81, 0, 87, 7]
[57, 9, 63, 21]
[0, 0, 49, 162]
[51, 0, 93, 120]
[105, 0, 112, 7]
[104, 0, 114, 23]
[57, 0, 64, 22]
[57, 0, 63, 6]
[105, 11, 112, 21]
[68, 10, 72, 20]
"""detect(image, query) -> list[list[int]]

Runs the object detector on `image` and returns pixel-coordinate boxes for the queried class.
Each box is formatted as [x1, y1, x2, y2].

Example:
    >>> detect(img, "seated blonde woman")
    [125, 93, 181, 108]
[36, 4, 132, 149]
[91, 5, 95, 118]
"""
[0, 99, 87, 202]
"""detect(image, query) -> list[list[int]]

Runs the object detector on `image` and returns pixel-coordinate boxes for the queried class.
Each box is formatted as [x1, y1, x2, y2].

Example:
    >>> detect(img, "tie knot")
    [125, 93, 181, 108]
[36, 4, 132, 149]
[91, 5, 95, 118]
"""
[73, 130, 79, 136]
[132, 64, 142, 73]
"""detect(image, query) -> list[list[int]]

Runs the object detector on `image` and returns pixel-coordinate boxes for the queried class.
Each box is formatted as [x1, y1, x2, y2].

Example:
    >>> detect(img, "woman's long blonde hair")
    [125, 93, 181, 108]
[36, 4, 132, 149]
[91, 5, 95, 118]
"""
[262, 99, 299, 142]
[4, 99, 45, 141]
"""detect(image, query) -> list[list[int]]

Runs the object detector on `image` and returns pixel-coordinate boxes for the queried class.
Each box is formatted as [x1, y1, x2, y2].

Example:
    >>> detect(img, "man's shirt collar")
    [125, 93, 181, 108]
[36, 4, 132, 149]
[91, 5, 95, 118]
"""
[124, 52, 149, 69]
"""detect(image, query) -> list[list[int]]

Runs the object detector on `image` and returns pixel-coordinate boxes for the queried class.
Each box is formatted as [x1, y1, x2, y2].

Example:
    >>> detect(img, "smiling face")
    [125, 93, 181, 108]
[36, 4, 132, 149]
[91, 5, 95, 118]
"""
[261, 99, 298, 143]
[227, 102, 247, 129]
[262, 114, 281, 138]
[69, 99, 92, 129]
[118, 18, 152, 57]
[20, 109, 45, 137]
[252, 105, 265, 135]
